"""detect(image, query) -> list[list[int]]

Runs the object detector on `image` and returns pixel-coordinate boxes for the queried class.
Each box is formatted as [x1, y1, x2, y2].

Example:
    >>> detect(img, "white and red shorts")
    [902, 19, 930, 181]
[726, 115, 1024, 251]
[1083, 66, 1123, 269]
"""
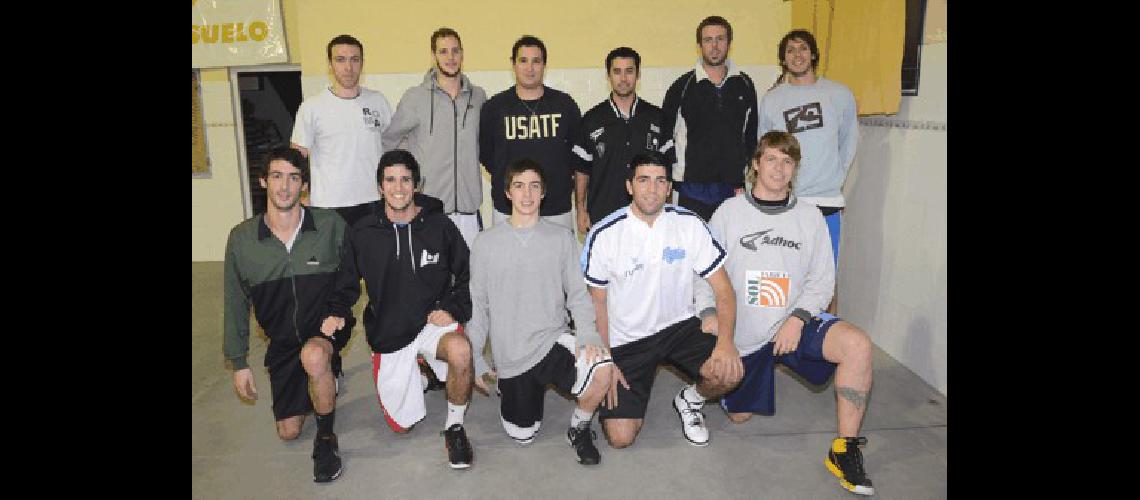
[371, 322, 457, 431]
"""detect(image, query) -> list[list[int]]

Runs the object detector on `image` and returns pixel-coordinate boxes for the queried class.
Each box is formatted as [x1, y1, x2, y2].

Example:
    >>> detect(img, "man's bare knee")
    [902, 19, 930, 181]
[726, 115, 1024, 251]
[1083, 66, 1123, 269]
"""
[277, 419, 302, 440]
[727, 412, 753, 424]
[300, 340, 331, 374]
[845, 327, 873, 359]
[603, 420, 640, 449]
[442, 333, 471, 365]
[606, 431, 636, 449]
[828, 322, 874, 365]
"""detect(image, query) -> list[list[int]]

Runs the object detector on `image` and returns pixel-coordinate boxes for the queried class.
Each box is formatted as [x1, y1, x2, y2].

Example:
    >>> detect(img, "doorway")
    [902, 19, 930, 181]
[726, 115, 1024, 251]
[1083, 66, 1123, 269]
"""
[231, 66, 303, 218]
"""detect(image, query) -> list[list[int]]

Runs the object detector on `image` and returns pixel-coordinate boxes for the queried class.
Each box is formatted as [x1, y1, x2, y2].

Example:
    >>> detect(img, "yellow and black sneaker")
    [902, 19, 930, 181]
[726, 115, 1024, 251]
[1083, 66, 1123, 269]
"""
[826, 436, 875, 496]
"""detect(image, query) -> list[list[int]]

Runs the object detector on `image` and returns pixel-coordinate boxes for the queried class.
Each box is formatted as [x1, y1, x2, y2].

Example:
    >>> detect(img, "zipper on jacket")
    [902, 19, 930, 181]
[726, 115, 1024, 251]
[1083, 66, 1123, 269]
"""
[288, 250, 302, 345]
[452, 95, 459, 213]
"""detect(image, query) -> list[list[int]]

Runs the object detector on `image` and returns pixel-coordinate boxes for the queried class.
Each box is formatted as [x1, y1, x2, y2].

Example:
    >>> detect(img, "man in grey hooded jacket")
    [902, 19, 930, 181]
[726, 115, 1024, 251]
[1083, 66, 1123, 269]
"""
[383, 27, 488, 248]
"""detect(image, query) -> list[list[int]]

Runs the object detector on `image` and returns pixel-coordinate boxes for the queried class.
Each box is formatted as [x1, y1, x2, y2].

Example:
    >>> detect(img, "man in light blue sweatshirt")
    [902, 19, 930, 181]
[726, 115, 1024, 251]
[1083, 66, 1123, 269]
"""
[466, 158, 614, 465]
[758, 29, 858, 271]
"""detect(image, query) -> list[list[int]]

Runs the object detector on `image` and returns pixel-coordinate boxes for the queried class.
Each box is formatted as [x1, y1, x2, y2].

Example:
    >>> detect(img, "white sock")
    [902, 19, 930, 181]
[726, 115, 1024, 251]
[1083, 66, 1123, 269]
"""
[681, 385, 705, 406]
[445, 402, 467, 429]
[570, 407, 593, 429]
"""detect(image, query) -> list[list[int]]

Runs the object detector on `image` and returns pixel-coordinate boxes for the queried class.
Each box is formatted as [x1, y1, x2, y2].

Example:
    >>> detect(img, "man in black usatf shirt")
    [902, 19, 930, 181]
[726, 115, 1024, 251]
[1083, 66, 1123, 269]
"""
[573, 47, 671, 234]
[479, 35, 583, 235]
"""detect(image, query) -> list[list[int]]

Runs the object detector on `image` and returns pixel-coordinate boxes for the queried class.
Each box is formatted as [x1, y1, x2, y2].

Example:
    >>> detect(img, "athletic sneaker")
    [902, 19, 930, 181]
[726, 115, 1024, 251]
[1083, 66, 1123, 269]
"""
[671, 387, 709, 446]
[442, 424, 473, 469]
[566, 424, 600, 465]
[826, 437, 875, 496]
[312, 433, 343, 483]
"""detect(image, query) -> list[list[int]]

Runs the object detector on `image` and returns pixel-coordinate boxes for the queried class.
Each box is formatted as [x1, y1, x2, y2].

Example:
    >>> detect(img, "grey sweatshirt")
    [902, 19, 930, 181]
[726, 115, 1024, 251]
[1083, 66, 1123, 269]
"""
[757, 78, 858, 206]
[466, 219, 602, 379]
[382, 69, 487, 214]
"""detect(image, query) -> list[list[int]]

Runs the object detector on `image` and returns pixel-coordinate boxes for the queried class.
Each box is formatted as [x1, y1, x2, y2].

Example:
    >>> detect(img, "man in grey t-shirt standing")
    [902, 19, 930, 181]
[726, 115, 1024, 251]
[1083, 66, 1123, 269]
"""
[466, 158, 614, 465]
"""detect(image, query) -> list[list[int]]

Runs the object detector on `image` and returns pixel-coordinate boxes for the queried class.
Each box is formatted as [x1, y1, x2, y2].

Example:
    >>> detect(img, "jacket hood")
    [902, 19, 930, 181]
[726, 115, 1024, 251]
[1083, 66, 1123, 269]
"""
[420, 68, 474, 94]
[371, 192, 445, 227]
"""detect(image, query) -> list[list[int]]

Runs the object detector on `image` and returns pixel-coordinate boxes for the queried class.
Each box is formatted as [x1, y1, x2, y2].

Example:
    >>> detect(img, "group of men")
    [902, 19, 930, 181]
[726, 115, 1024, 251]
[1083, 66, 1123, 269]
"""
[222, 15, 875, 497]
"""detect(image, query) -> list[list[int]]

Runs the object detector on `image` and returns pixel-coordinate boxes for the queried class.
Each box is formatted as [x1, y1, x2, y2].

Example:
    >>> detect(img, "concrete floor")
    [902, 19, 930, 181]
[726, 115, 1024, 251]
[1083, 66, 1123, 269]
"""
[192, 262, 946, 499]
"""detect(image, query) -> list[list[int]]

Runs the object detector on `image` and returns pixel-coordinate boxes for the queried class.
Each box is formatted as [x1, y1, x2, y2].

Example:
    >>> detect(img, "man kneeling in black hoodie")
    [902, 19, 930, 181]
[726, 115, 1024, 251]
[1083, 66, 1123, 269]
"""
[323, 149, 476, 470]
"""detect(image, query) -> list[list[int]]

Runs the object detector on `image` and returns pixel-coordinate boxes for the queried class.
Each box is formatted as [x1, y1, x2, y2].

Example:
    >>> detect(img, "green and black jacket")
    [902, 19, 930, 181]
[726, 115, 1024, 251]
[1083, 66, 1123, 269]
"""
[223, 207, 348, 370]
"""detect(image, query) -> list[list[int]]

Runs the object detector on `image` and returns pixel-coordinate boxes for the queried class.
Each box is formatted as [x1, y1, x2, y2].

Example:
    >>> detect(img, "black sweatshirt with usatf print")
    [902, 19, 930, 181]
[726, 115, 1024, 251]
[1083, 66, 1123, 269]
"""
[479, 85, 582, 216]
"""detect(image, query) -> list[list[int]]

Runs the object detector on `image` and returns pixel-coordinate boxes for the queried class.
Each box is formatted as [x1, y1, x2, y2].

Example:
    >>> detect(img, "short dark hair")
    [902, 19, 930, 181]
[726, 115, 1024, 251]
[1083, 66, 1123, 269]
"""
[696, 16, 732, 45]
[778, 29, 820, 71]
[627, 152, 672, 181]
[260, 147, 310, 184]
[327, 34, 364, 61]
[605, 47, 641, 72]
[503, 158, 546, 194]
[511, 35, 547, 64]
[431, 27, 462, 52]
[377, 149, 421, 187]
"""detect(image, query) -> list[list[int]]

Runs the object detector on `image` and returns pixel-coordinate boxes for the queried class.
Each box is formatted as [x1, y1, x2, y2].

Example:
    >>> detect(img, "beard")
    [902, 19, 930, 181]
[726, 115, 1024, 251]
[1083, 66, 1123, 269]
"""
[435, 63, 459, 79]
[701, 53, 725, 67]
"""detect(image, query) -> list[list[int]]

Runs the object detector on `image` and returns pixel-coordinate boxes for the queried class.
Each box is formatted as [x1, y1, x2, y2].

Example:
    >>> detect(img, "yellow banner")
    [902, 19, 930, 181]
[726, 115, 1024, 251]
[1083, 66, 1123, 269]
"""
[192, 0, 287, 68]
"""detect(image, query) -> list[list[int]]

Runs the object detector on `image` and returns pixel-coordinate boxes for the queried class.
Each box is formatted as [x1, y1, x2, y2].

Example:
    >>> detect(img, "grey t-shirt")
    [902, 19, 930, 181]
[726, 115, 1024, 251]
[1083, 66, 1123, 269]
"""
[466, 219, 602, 379]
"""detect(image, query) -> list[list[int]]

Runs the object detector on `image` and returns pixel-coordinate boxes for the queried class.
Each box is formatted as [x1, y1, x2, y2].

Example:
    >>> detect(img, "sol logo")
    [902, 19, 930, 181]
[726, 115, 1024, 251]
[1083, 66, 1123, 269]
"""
[745, 270, 789, 308]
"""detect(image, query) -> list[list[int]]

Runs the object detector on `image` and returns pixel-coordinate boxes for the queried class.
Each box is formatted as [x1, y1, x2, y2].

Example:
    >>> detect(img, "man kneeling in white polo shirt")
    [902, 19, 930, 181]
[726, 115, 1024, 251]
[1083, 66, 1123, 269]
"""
[581, 151, 743, 449]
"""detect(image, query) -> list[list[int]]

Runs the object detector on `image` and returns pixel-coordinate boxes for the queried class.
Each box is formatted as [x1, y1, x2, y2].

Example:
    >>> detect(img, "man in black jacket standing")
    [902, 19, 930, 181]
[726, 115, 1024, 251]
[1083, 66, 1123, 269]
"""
[573, 47, 671, 235]
[479, 35, 583, 234]
[323, 149, 476, 470]
[661, 15, 758, 221]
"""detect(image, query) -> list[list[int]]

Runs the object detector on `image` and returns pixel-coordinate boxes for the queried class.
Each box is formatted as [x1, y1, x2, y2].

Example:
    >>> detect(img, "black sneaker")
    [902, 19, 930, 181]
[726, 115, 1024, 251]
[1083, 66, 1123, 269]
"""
[312, 433, 343, 483]
[826, 437, 874, 496]
[442, 424, 473, 469]
[566, 424, 600, 465]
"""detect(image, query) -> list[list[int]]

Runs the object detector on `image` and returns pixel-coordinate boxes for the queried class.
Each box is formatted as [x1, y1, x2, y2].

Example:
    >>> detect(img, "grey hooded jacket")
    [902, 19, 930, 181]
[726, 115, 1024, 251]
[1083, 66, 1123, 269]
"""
[382, 69, 487, 214]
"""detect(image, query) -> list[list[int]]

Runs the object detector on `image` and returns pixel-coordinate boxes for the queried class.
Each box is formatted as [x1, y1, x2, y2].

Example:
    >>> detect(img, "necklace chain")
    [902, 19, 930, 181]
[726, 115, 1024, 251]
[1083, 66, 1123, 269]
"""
[520, 98, 540, 117]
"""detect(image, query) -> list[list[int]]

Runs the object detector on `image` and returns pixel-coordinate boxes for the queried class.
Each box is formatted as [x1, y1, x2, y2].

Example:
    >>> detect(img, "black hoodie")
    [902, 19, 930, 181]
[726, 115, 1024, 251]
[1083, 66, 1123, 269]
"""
[328, 193, 471, 354]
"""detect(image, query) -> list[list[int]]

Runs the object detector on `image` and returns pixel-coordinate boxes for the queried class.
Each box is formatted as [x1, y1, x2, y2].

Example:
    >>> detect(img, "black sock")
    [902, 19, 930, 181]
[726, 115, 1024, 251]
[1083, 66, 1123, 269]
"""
[315, 410, 335, 437]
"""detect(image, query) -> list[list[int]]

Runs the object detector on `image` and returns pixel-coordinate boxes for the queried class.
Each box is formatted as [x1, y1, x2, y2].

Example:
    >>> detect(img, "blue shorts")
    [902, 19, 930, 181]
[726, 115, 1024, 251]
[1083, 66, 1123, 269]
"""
[720, 313, 840, 415]
[824, 210, 841, 267]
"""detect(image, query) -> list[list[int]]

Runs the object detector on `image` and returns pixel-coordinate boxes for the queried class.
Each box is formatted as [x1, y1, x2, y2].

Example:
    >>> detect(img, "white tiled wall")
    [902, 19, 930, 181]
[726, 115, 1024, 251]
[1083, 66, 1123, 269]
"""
[839, 43, 947, 395]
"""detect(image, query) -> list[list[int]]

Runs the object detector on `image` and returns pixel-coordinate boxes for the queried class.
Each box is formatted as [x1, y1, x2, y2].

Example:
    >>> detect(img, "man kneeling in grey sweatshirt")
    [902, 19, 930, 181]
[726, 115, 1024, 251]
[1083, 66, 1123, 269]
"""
[466, 158, 615, 465]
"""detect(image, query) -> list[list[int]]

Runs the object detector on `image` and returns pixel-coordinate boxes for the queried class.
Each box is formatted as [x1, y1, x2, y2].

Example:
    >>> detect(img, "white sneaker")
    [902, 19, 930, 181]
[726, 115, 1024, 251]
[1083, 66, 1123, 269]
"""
[672, 387, 709, 447]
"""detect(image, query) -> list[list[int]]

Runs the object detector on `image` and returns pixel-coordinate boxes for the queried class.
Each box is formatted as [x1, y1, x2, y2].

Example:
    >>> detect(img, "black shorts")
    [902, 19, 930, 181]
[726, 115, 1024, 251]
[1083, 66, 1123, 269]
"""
[498, 343, 578, 437]
[598, 316, 715, 421]
[266, 321, 353, 421]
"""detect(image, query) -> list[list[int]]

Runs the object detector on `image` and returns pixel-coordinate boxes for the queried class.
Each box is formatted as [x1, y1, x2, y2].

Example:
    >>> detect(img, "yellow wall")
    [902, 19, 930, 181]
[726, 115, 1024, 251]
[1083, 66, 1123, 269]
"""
[296, 0, 788, 76]
[195, 0, 788, 261]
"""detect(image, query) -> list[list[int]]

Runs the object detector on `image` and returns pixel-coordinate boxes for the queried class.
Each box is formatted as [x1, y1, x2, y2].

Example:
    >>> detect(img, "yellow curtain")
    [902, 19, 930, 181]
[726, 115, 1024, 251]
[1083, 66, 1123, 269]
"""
[791, 0, 905, 115]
